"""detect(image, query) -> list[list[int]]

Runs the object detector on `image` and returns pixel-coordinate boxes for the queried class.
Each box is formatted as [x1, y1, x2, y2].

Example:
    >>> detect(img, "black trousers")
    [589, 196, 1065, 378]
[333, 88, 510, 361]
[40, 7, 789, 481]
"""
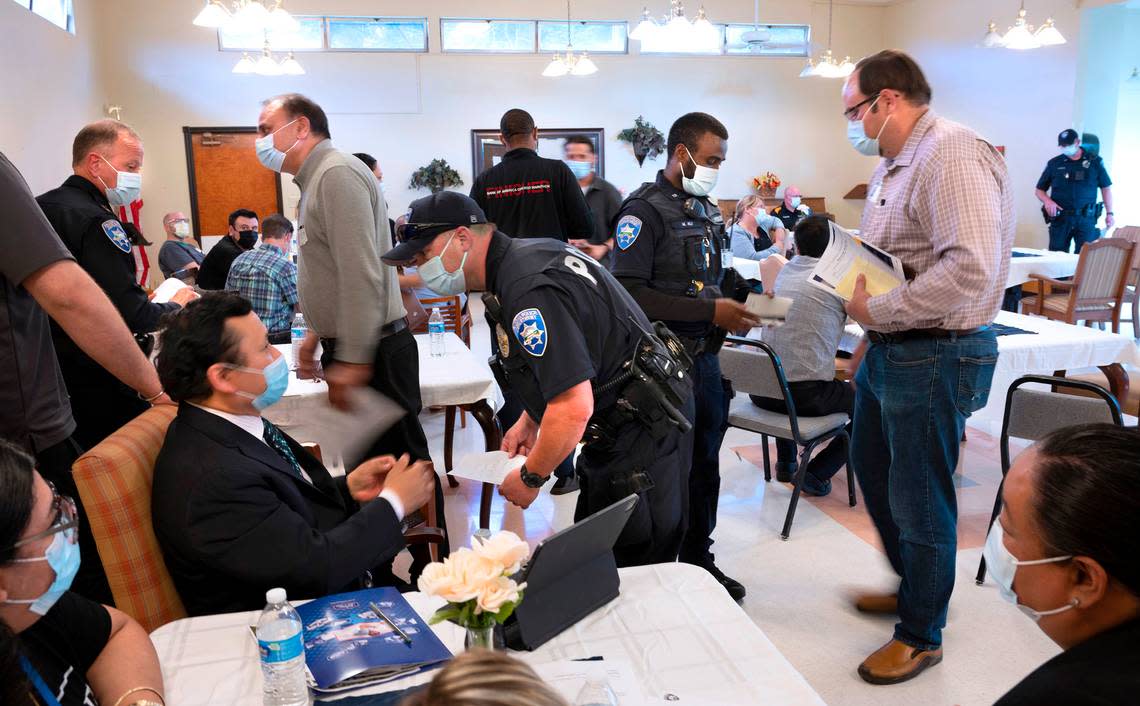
[750, 378, 854, 481]
[320, 329, 448, 562]
[63, 369, 149, 450]
[35, 435, 114, 605]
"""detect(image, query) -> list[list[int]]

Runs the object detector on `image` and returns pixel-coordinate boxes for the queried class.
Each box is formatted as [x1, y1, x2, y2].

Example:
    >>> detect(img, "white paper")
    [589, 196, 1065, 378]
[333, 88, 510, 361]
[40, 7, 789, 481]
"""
[745, 293, 793, 325]
[808, 222, 904, 302]
[304, 387, 406, 467]
[152, 277, 189, 304]
[449, 451, 526, 485]
[533, 659, 646, 706]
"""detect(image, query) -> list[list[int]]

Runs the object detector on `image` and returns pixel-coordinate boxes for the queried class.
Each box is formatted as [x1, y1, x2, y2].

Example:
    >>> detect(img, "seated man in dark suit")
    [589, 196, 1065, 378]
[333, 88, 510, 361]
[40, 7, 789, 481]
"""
[151, 293, 435, 616]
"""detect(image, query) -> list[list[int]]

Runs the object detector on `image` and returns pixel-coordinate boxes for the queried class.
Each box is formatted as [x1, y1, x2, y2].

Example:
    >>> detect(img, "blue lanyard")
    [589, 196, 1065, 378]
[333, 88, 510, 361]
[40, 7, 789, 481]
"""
[19, 656, 63, 706]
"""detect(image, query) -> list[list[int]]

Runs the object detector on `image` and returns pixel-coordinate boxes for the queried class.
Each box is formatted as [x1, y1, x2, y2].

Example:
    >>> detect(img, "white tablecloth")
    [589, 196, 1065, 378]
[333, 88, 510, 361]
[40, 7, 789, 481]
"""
[838, 311, 1140, 433]
[263, 333, 502, 449]
[1005, 247, 1079, 288]
[149, 563, 825, 706]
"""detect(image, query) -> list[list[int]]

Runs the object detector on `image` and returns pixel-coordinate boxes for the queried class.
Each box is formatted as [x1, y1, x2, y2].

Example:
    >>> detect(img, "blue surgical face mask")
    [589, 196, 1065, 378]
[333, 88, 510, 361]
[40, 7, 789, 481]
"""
[255, 119, 300, 173]
[847, 119, 880, 156]
[227, 354, 290, 410]
[7, 532, 81, 616]
[564, 159, 594, 180]
[97, 155, 142, 208]
[419, 232, 468, 296]
[982, 521, 1077, 622]
[789, 196, 802, 209]
[1062, 144, 1079, 158]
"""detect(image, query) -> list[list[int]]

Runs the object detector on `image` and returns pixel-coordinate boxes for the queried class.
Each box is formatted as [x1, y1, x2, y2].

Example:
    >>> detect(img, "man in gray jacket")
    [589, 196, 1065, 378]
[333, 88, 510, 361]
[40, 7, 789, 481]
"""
[254, 93, 430, 466]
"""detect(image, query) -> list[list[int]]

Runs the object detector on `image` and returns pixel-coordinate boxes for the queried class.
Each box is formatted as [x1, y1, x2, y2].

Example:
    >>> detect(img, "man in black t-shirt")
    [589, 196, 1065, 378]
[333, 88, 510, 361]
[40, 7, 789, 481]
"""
[196, 208, 260, 289]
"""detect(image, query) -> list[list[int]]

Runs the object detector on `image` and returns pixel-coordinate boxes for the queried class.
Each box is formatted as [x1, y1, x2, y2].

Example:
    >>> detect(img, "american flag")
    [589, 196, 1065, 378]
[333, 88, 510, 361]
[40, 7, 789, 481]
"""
[117, 198, 150, 287]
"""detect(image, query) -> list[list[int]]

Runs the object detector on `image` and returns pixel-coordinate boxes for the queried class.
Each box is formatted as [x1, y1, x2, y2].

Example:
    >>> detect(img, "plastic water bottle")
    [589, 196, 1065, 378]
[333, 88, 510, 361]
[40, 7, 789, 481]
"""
[574, 666, 619, 706]
[428, 308, 446, 357]
[257, 588, 310, 706]
[290, 313, 306, 371]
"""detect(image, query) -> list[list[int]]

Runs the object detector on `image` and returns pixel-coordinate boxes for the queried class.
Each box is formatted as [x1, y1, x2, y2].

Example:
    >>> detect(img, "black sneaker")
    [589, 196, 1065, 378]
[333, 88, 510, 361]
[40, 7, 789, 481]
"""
[684, 556, 746, 602]
[800, 473, 832, 497]
[549, 475, 579, 495]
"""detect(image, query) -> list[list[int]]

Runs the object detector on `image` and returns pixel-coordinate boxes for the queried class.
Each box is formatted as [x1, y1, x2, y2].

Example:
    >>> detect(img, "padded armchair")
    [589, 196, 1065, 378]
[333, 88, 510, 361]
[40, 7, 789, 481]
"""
[1112, 226, 1140, 338]
[71, 405, 186, 633]
[1021, 237, 1135, 333]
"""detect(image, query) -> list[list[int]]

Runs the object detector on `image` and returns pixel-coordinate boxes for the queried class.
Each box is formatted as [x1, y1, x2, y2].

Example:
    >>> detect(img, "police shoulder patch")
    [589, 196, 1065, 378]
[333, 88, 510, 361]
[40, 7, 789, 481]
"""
[614, 215, 642, 251]
[512, 307, 547, 357]
[101, 220, 131, 253]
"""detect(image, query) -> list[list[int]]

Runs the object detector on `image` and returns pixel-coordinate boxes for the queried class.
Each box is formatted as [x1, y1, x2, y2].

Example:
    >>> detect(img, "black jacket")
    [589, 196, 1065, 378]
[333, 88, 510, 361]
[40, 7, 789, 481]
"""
[196, 236, 244, 290]
[470, 148, 594, 242]
[994, 618, 1140, 705]
[152, 404, 405, 616]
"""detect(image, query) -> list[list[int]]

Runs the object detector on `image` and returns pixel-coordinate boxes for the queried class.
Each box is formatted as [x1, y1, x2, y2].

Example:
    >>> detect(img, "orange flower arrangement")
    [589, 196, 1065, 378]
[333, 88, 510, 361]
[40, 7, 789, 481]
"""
[752, 172, 781, 193]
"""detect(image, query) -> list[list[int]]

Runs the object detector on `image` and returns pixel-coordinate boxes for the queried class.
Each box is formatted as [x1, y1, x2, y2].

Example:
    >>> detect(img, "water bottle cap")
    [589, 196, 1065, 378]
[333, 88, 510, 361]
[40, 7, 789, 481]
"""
[266, 587, 287, 604]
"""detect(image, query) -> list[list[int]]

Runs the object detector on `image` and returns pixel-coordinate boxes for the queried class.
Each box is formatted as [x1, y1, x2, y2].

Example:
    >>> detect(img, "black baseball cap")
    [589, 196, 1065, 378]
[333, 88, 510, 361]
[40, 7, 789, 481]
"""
[381, 191, 487, 264]
[1058, 129, 1079, 147]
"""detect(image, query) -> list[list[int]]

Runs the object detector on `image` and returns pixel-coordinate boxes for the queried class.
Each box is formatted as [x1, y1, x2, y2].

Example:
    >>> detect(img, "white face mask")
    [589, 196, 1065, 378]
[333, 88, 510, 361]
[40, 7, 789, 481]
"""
[680, 145, 719, 197]
[418, 233, 468, 296]
[172, 221, 191, 239]
[983, 521, 1077, 622]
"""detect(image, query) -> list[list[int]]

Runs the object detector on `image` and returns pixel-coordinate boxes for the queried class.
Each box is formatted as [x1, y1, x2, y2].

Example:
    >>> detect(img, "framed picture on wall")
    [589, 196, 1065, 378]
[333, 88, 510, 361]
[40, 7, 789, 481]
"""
[471, 128, 605, 178]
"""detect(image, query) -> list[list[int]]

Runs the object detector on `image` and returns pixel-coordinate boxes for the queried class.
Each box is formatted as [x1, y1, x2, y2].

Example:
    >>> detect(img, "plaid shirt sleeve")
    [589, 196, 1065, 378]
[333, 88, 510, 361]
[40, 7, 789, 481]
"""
[867, 142, 1007, 328]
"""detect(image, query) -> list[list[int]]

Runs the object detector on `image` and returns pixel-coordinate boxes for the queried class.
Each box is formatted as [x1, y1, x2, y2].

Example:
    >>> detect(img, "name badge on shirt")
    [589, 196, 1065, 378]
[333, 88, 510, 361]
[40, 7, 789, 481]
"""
[868, 182, 883, 206]
[721, 248, 733, 270]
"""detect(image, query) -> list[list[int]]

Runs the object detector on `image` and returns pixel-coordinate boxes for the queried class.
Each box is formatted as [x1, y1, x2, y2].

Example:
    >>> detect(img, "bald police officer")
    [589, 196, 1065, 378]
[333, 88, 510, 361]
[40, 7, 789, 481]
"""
[1036, 129, 1115, 253]
[382, 192, 693, 567]
[610, 112, 759, 601]
[37, 120, 198, 448]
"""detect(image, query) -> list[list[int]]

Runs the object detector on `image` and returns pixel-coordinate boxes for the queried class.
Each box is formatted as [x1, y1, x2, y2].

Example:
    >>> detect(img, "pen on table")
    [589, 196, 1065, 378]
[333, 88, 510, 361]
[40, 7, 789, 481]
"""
[370, 601, 412, 645]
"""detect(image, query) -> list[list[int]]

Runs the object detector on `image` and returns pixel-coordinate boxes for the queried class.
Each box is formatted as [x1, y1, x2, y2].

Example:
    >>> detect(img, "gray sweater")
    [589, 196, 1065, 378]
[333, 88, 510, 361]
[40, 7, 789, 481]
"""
[293, 140, 404, 364]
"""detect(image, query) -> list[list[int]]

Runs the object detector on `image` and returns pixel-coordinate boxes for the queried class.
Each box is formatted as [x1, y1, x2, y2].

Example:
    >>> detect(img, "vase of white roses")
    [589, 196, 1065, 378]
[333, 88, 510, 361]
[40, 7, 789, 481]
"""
[417, 531, 529, 651]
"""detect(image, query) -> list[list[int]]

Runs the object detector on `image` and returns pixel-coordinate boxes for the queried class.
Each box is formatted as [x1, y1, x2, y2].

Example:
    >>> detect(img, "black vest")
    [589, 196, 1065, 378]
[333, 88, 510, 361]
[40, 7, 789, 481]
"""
[624, 182, 727, 302]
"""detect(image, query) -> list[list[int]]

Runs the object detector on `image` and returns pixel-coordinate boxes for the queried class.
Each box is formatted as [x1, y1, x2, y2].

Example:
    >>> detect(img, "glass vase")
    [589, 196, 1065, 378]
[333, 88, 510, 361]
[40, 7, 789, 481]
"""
[463, 624, 495, 651]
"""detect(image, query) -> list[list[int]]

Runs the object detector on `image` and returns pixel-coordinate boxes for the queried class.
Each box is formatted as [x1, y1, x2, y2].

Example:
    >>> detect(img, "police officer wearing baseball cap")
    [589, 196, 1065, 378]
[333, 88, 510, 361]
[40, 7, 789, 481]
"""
[383, 192, 695, 568]
[1035, 129, 1115, 253]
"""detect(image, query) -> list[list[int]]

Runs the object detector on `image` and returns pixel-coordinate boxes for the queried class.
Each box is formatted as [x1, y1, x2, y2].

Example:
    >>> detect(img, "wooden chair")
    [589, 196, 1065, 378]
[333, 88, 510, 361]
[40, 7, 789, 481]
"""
[1112, 226, 1140, 338]
[1020, 238, 1135, 333]
[72, 406, 187, 633]
[412, 295, 472, 348]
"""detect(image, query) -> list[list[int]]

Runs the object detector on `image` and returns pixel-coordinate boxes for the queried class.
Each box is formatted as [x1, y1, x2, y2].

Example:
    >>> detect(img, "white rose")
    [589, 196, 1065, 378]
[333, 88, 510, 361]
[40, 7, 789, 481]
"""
[472, 531, 530, 575]
[418, 548, 500, 603]
[476, 576, 525, 614]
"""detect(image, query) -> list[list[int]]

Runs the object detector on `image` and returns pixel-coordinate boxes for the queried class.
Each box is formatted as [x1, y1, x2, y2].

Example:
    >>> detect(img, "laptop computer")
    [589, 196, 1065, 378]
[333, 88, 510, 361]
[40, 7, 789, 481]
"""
[502, 494, 639, 651]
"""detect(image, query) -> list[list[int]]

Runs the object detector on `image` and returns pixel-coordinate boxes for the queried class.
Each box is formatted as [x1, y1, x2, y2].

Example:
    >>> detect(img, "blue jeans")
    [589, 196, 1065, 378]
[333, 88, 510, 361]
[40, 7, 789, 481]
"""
[678, 351, 731, 561]
[851, 329, 997, 651]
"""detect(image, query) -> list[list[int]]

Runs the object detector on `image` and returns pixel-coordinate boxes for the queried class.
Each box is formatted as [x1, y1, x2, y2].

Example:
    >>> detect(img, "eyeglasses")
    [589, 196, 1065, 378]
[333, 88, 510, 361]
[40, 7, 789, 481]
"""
[4, 482, 79, 552]
[842, 94, 879, 121]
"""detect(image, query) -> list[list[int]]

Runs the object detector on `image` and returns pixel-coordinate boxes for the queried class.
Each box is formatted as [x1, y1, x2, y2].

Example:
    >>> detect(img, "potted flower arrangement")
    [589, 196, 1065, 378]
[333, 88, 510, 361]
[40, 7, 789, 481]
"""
[409, 158, 464, 193]
[417, 531, 529, 650]
[617, 116, 666, 167]
[752, 172, 781, 198]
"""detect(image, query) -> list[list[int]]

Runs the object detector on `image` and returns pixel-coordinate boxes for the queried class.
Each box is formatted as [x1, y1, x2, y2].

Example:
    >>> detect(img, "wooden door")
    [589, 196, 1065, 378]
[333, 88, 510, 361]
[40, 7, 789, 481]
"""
[183, 127, 282, 242]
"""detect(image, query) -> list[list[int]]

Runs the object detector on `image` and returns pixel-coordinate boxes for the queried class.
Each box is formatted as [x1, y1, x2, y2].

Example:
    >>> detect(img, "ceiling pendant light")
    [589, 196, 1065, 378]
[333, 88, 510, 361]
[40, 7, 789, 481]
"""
[803, 0, 850, 79]
[692, 6, 720, 52]
[629, 6, 658, 41]
[797, 59, 818, 78]
[1034, 17, 1066, 46]
[981, 21, 1005, 48]
[193, 1, 230, 28]
[279, 51, 305, 75]
[232, 52, 257, 73]
[1002, 2, 1041, 50]
[193, 1, 299, 36]
[543, 0, 598, 77]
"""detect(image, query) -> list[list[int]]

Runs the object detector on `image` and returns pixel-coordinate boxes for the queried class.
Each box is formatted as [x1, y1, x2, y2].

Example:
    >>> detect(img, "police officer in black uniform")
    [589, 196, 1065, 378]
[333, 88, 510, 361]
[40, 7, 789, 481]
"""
[610, 113, 759, 601]
[382, 192, 694, 567]
[37, 119, 198, 448]
[1036, 129, 1115, 253]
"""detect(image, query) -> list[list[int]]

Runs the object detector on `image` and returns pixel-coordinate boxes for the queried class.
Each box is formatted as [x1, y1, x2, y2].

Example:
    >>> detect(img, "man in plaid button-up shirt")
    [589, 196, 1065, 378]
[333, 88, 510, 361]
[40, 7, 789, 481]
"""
[226, 214, 298, 343]
[840, 51, 1013, 685]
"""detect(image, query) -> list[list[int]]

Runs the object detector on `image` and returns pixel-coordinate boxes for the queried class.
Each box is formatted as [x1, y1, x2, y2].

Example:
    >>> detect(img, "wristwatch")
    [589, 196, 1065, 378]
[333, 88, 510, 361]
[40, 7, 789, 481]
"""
[518, 464, 551, 489]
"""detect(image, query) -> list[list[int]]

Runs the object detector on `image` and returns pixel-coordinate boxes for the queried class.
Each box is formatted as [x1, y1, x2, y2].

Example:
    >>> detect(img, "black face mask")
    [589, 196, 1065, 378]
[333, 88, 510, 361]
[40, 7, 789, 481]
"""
[238, 230, 258, 250]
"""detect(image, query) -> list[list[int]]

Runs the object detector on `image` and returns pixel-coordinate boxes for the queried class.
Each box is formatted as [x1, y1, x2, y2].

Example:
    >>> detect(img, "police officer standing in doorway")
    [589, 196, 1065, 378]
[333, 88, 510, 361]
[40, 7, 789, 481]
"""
[611, 112, 759, 601]
[1036, 129, 1114, 252]
[37, 119, 199, 449]
[382, 192, 694, 567]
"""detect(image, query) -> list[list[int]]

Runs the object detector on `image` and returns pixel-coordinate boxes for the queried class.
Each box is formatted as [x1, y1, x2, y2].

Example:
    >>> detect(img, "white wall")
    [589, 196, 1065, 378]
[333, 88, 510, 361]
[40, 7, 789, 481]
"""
[883, 0, 1084, 247]
[92, 0, 888, 282]
[0, 0, 105, 193]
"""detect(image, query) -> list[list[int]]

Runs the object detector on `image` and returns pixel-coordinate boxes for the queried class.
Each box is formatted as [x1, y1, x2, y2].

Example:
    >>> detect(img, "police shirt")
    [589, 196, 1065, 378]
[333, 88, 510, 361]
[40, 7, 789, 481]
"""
[1035, 151, 1111, 211]
[609, 171, 723, 339]
[35, 175, 179, 375]
[470, 148, 594, 242]
[485, 231, 651, 420]
[0, 151, 76, 454]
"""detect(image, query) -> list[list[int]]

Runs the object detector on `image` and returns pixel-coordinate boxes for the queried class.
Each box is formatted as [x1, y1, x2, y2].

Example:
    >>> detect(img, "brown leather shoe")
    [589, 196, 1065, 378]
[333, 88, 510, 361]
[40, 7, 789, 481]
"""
[857, 639, 943, 685]
[854, 592, 898, 614]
